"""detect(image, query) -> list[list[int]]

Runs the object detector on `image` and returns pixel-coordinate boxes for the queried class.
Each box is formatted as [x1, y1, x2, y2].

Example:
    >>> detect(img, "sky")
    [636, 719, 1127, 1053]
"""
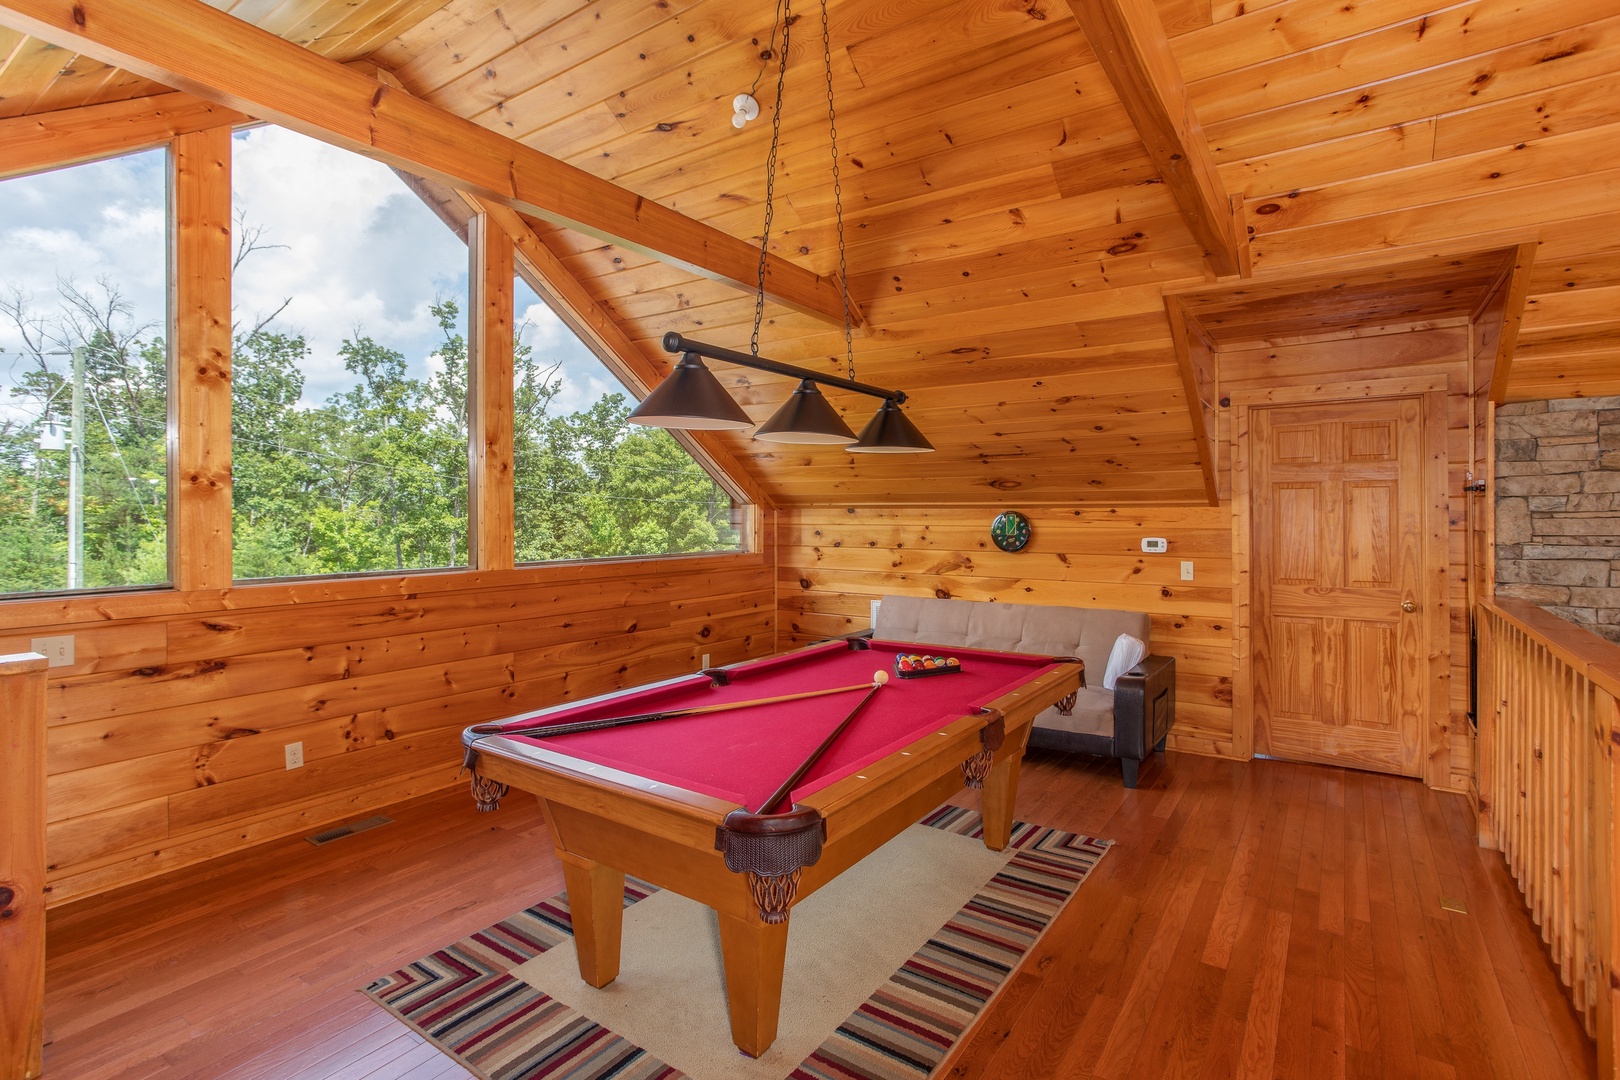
[0, 125, 629, 423]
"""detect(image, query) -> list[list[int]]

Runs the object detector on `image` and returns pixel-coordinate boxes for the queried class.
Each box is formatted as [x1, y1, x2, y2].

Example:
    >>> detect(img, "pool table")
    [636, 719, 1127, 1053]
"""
[460, 637, 1082, 1057]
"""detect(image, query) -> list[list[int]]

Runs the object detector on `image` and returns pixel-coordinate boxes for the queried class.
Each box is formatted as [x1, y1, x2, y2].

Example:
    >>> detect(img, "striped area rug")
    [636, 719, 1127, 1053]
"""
[363, 807, 1110, 1080]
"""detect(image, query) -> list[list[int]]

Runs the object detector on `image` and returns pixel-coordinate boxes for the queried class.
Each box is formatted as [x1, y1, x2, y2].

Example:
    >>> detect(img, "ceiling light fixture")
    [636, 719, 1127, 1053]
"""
[627, 0, 932, 454]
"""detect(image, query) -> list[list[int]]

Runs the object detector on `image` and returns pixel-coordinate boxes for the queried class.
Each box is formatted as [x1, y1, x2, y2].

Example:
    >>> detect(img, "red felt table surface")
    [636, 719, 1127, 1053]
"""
[490, 640, 1059, 812]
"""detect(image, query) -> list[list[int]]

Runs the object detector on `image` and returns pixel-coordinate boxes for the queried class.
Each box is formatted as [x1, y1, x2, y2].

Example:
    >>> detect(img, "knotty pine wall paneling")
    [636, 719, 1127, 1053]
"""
[2, 543, 776, 906]
[775, 505, 1239, 759]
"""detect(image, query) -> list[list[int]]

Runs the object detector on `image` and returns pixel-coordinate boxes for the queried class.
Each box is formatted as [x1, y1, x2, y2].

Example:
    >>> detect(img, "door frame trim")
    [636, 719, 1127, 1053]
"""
[1230, 376, 1453, 783]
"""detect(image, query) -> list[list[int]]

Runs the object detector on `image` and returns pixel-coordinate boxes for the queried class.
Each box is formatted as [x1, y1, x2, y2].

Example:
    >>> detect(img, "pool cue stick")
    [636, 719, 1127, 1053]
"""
[754, 671, 889, 815]
[466, 681, 880, 741]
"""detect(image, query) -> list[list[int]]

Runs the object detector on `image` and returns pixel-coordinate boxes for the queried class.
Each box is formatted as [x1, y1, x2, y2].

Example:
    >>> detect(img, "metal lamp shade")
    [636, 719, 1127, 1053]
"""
[627, 353, 754, 430]
[752, 380, 857, 444]
[847, 398, 935, 453]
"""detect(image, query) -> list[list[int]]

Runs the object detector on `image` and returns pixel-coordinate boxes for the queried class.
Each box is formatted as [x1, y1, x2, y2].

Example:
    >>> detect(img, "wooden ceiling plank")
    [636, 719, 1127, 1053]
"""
[0, 32, 72, 119]
[1172, 0, 1447, 82]
[844, 0, 1068, 89]
[370, 0, 577, 95]
[425, 0, 711, 124]
[1065, 0, 1243, 277]
[0, 90, 249, 180]
[588, 103, 1117, 237]
[78, 66, 170, 107]
[1246, 121, 1620, 237]
[293, 0, 441, 60]
[0, 0, 856, 327]
[327, 0, 456, 61]
[850, 213, 1195, 296]
[1155, 0, 1212, 37]
[398, 0, 651, 100]
[574, 27, 1105, 205]
[1528, 250, 1620, 293]
[603, 0, 960, 136]
[15, 52, 125, 114]
[1432, 67, 1620, 161]
[865, 250, 1206, 326]
[1251, 167, 1620, 270]
[874, 281, 1185, 342]
[1204, 16, 1620, 163]
[1520, 282, 1620, 333]
[1219, 120, 1437, 201]
[495, 0, 792, 140]
[1189, 0, 1610, 127]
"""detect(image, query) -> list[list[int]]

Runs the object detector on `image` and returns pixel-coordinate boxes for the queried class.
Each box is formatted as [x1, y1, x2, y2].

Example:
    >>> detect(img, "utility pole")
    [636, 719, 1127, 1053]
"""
[68, 345, 84, 589]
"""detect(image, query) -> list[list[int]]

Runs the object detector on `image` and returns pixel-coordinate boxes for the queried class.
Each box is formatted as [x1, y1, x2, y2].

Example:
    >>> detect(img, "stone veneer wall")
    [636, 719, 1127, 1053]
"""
[1496, 398, 1620, 642]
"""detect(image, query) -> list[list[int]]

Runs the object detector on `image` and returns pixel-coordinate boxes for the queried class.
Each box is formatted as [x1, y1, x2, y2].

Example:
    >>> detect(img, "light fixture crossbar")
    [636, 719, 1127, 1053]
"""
[661, 332, 906, 405]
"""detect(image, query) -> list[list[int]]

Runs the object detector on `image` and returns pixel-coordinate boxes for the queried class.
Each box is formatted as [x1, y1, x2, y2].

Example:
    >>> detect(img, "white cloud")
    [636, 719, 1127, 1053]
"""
[231, 126, 467, 403]
[0, 128, 640, 422]
[515, 290, 636, 416]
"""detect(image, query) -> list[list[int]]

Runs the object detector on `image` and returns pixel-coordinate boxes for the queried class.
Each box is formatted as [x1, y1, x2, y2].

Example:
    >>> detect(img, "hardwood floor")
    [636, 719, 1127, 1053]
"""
[41, 751, 1596, 1079]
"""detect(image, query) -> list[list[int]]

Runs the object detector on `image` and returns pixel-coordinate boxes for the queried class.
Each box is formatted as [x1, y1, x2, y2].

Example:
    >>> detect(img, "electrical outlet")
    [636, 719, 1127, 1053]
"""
[284, 742, 304, 770]
[31, 634, 74, 668]
[1180, 560, 1195, 581]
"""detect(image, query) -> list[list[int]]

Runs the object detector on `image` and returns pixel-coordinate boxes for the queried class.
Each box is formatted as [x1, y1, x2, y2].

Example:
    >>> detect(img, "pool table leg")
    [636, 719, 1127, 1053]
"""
[716, 910, 790, 1058]
[559, 851, 624, 988]
[980, 749, 1026, 851]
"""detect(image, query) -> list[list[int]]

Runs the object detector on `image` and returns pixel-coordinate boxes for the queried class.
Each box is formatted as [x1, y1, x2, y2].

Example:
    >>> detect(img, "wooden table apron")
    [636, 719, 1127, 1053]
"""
[464, 656, 1080, 1057]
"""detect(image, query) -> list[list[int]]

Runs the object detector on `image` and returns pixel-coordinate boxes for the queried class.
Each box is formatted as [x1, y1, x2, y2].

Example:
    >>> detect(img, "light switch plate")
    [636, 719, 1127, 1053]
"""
[31, 634, 74, 668]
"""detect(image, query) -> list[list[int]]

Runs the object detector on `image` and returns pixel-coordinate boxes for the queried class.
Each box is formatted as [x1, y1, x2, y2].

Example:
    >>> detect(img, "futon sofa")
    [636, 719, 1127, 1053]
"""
[873, 595, 1176, 787]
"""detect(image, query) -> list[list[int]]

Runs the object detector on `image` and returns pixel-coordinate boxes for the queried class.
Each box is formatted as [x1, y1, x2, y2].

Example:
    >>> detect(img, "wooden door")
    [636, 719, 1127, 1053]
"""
[1251, 396, 1429, 776]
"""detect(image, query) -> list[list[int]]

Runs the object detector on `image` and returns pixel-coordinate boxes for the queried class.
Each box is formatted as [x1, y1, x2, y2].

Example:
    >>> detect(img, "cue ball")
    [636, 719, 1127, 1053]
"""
[873, 670, 889, 685]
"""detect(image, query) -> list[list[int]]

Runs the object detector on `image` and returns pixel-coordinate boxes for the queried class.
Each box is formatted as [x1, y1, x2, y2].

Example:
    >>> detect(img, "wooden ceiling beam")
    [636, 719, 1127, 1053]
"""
[1065, 0, 1244, 278]
[0, 0, 856, 328]
[0, 90, 248, 180]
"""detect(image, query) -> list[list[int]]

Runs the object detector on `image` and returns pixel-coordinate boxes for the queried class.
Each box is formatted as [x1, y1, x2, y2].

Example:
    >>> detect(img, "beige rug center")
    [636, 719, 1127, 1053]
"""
[512, 823, 1013, 1079]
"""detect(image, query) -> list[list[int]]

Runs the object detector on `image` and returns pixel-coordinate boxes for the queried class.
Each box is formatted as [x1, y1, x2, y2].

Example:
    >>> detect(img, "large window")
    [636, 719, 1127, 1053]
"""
[0, 148, 169, 595]
[0, 127, 745, 599]
[510, 276, 742, 562]
[229, 127, 470, 579]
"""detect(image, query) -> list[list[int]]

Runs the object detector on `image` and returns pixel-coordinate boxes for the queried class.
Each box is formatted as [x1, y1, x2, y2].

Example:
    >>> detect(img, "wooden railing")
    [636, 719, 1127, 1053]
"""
[1, 651, 49, 1080]
[1476, 598, 1617, 1075]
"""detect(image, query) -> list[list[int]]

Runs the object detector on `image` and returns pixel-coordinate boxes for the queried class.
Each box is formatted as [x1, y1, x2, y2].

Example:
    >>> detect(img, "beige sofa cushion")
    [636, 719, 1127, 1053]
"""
[873, 595, 1150, 736]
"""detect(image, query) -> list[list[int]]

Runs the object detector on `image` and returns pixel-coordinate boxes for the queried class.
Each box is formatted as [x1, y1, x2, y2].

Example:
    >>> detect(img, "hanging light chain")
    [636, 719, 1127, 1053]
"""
[748, 0, 787, 100]
[820, 0, 855, 382]
[753, 0, 792, 359]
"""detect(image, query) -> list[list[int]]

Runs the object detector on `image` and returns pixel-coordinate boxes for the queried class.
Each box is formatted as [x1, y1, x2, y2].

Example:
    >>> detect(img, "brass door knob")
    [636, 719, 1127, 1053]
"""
[1401, 600, 1417, 613]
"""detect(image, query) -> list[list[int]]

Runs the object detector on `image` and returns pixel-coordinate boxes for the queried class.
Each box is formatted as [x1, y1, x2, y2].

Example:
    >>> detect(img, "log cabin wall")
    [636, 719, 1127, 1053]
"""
[0, 539, 775, 907]
[775, 505, 1239, 759]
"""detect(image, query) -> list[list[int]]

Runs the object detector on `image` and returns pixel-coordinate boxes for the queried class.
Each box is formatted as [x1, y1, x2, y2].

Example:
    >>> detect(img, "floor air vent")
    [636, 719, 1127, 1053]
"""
[306, 815, 393, 846]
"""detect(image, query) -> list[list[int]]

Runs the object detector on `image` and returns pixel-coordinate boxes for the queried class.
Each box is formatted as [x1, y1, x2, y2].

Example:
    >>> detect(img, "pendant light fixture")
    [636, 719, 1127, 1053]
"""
[626, 352, 753, 430]
[627, 0, 932, 454]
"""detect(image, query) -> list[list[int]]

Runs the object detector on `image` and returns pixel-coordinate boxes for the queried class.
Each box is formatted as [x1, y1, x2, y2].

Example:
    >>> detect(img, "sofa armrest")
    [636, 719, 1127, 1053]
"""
[1112, 654, 1176, 762]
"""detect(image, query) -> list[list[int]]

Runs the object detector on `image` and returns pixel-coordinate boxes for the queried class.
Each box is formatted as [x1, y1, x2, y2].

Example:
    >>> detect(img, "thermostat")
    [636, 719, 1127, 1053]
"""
[1141, 537, 1168, 553]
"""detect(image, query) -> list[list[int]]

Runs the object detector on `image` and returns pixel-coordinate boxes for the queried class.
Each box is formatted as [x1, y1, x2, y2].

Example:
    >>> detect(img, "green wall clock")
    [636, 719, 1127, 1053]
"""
[990, 510, 1031, 553]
